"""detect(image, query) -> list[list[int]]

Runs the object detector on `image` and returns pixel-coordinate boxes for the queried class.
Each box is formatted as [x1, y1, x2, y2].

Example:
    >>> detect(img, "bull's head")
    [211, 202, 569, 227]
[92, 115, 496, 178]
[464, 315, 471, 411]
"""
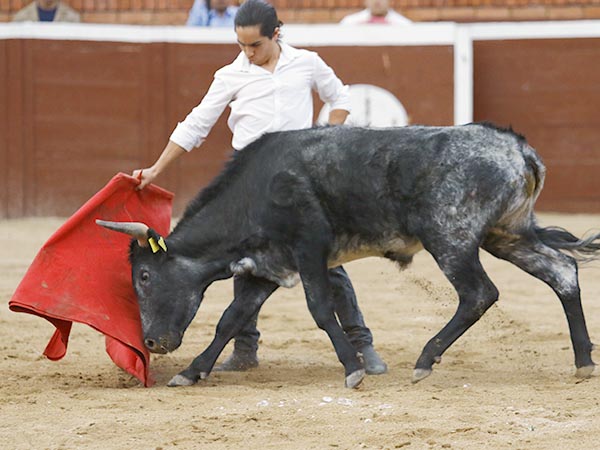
[96, 220, 228, 354]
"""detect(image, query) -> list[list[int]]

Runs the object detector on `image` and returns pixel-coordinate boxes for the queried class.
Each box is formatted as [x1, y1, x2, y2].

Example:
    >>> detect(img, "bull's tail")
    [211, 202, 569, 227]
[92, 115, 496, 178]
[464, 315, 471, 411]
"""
[522, 143, 546, 203]
[535, 226, 600, 263]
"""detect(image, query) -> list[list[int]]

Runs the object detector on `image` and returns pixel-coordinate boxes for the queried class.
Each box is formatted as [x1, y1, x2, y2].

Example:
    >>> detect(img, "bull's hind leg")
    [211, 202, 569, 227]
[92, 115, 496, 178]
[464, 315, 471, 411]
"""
[483, 232, 595, 378]
[412, 246, 499, 383]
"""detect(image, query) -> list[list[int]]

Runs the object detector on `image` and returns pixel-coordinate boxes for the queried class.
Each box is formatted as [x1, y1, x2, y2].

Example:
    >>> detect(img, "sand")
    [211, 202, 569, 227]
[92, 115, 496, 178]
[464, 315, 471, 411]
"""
[2, 213, 600, 449]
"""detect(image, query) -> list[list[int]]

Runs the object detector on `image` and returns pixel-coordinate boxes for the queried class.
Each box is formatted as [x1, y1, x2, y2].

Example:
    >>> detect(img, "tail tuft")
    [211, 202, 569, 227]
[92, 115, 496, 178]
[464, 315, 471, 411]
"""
[535, 226, 600, 263]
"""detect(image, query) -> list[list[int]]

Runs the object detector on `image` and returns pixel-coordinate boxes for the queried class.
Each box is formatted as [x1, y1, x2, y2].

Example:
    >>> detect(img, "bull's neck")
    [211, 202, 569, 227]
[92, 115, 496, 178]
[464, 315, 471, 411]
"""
[169, 193, 253, 263]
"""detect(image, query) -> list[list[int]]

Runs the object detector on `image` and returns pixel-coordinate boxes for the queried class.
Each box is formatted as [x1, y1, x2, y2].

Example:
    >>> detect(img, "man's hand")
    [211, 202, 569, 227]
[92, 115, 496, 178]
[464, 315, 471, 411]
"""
[133, 167, 157, 190]
[132, 141, 187, 190]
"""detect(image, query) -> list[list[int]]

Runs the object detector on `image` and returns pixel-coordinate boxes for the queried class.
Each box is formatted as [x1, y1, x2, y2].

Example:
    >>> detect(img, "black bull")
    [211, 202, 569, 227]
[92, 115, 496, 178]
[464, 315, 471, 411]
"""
[98, 123, 600, 388]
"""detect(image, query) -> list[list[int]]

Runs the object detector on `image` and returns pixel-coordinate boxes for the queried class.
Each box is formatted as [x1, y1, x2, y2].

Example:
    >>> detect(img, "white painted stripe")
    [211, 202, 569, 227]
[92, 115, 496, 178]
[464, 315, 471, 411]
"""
[283, 23, 457, 46]
[466, 20, 600, 41]
[1, 21, 598, 45]
[0, 22, 238, 43]
[0, 22, 456, 46]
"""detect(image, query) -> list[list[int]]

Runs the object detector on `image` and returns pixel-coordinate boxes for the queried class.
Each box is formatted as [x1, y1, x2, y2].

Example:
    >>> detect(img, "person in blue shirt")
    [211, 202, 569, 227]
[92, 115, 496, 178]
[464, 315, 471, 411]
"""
[12, 0, 80, 22]
[186, 0, 239, 27]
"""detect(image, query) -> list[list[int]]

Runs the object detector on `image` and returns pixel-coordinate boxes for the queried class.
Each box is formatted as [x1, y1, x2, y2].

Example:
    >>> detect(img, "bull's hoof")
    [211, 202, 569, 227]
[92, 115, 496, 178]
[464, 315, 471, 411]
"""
[214, 351, 259, 372]
[411, 368, 432, 384]
[345, 369, 366, 389]
[167, 374, 196, 387]
[359, 345, 388, 375]
[575, 365, 595, 379]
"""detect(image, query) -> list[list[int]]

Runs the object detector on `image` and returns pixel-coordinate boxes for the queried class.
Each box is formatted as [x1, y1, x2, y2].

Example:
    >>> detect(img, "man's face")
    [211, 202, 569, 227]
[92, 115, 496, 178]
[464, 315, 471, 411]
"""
[235, 25, 279, 67]
[36, 0, 59, 10]
[366, 0, 390, 16]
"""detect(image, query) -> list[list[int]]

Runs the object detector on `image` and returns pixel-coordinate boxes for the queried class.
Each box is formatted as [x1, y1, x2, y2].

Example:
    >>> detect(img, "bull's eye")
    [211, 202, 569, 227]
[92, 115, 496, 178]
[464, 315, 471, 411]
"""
[140, 271, 150, 284]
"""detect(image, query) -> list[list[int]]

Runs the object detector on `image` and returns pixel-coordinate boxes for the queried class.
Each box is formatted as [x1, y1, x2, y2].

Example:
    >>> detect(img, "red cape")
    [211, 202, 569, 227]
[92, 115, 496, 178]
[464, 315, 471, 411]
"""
[9, 173, 174, 387]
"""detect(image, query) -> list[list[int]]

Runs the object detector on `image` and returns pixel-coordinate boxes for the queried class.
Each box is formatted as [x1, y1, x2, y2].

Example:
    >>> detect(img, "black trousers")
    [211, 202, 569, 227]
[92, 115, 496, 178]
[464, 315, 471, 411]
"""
[232, 266, 374, 352]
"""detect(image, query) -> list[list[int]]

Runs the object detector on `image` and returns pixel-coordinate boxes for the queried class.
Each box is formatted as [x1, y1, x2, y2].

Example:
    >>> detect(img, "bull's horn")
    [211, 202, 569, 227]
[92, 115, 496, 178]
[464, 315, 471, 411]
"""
[96, 219, 150, 247]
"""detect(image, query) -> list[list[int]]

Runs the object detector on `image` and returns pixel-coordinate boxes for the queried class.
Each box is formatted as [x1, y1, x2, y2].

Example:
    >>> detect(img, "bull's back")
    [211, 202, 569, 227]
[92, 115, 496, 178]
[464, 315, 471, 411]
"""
[240, 124, 539, 236]
[290, 124, 530, 218]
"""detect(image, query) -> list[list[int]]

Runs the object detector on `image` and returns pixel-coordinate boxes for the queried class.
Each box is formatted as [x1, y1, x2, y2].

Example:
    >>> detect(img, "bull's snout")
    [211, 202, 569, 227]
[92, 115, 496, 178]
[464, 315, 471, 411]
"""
[144, 334, 181, 354]
[144, 337, 168, 354]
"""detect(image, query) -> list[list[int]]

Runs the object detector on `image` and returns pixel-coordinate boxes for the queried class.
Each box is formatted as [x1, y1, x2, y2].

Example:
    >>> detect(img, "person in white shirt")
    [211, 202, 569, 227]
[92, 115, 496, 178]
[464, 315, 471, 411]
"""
[340, 0, 411, 25]
[133, 0, 387, 375]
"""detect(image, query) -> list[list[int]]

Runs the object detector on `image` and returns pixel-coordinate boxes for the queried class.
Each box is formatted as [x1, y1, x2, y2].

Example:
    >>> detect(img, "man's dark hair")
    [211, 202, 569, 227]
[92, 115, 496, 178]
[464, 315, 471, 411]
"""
[234, 0, 283, 38]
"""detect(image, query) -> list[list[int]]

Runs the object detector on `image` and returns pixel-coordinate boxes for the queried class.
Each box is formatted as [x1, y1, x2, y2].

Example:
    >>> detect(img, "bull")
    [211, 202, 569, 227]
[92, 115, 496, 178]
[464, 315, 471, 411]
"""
[98, 123, 600, 388]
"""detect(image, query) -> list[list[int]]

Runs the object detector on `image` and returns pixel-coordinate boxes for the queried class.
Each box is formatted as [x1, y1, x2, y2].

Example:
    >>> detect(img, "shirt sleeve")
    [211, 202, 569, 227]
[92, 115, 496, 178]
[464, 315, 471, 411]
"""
[169, 76, 233, 151]
[311, 54, 351, 113]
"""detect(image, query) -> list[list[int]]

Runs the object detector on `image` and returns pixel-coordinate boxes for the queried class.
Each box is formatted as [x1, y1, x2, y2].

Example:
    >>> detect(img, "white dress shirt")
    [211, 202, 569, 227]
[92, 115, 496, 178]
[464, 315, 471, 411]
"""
[340, 9, 411, 25]
[169, 42, 351, 151]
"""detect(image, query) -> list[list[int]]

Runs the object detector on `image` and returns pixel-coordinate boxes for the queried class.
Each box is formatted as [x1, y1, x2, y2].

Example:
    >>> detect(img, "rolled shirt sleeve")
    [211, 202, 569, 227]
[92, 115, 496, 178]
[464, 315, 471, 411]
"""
[169, 76, 233, 151]
[312, 54, 351, 113]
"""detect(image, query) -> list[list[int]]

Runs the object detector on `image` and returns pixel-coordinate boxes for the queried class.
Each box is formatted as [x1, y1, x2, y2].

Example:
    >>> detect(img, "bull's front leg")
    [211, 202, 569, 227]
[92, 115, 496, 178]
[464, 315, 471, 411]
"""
[297, 255, 365, 389]
[168, 275, 278, 387]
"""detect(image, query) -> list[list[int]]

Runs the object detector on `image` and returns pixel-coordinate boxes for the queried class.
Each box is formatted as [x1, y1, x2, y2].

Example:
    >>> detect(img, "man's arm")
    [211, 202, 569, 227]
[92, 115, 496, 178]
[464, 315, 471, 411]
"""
[132, 76, 233, 190]
[133, 141, 187, 190]
[328, 109, 349, 125]
[312, 53, 352, 124]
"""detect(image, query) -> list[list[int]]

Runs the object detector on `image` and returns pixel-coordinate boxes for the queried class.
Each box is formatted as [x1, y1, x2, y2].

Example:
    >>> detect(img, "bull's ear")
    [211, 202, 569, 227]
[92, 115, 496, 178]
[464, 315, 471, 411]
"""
[95, 219, 150, 248]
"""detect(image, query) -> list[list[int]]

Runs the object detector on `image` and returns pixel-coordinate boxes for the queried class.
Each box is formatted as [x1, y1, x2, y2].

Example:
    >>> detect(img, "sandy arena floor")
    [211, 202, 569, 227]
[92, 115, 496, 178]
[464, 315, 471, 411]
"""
[1, 213, 600, 449]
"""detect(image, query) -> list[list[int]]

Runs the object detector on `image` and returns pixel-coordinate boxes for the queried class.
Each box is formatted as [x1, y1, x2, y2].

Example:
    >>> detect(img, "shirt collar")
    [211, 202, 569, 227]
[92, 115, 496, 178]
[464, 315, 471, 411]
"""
[278, 42, 301, 67]
[238, 41, 301, 73]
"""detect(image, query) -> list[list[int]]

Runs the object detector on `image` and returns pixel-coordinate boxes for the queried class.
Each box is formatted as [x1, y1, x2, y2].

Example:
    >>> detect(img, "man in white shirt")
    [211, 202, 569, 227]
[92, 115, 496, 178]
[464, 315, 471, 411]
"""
[134, 0, 387, 376]
[340, 0, 411, 25]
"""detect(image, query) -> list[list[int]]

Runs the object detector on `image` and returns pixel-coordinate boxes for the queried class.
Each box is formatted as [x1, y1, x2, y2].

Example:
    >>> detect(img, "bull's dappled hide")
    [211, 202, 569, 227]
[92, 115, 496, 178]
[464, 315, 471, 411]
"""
[9, 173, 173, 386]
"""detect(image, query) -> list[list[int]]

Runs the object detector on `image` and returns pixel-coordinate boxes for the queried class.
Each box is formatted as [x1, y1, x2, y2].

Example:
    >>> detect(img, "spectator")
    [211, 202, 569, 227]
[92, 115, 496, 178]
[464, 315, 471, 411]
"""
[340, 0, 410, 25]
[187, 0, 239, 27]
[12, 0, 80, 23]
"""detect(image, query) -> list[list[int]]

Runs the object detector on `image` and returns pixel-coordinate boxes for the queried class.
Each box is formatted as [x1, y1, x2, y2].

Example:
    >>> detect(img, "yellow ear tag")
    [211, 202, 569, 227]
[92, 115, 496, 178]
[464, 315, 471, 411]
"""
[148, 237, 160, 254]
[148, 236, 167, 253]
